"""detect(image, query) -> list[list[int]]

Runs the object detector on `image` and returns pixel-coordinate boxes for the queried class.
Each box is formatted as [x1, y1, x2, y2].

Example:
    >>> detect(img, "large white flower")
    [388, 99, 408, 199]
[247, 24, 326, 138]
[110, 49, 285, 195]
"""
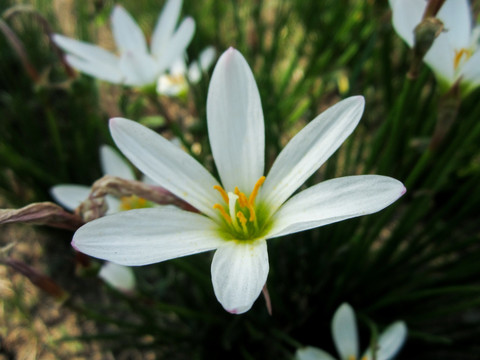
[157, 46, 216, 96]
[296, 303, 407, 360]
[389, 0, 480, 92]
[53, 0, 195, 87]
[72, 48, 406, 314]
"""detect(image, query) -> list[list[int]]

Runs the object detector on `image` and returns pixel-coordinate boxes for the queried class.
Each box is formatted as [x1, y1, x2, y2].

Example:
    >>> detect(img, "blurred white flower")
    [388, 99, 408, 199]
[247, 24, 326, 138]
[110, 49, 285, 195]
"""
[53, 0, 195, 87]
[157, 46, 216, 96]
[51, 145, 140, 292]
[389, 0, 480, 93]
[72, 48, 405, 314]
[295, 303, 407, 360]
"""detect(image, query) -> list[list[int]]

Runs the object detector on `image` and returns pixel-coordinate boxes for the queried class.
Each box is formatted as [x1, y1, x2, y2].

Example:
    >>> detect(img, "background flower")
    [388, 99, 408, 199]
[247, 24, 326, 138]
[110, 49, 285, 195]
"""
[53, 0, 195, 87]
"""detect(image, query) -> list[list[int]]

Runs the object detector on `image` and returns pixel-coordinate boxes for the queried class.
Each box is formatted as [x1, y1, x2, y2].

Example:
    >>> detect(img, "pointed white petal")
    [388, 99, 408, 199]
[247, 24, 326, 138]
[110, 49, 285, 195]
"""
[207, 48, 265, 193]
[261, 96, 365, 212]
[211, 239, 269, 314]
[199, 46, 217, 71]
[437, 0, 472, 48]
[109, 118, 221, 218]
[389, 0, 426, 47]
[98, 262, 135, 292]
[64, 54, 123, 83]
[119, 51, 159, 86]
[362, 321, 408, 360]
[155, 17, 195, 72]
[188, 62, 202, 83]
[100, 145, 135, 180]
[268, 175, 405, 239]
[53, 34, 119, 66]
[50, 185, 91, 211]
[295, 347, 337, 360]
[72, 207, 223, 265]
[332, 303, 359, 360]
[110, 5, 148, 54]
[151, 0, 183, 57]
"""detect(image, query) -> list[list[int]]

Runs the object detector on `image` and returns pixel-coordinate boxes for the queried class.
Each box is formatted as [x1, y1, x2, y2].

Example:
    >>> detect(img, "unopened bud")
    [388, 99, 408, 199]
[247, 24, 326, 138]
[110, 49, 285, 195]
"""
[408, 18, 444, 79]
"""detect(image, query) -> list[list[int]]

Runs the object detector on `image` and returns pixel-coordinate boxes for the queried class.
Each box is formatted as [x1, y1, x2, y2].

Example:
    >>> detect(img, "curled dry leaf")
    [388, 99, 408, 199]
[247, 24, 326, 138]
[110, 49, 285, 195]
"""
[0, 201, 84, 230]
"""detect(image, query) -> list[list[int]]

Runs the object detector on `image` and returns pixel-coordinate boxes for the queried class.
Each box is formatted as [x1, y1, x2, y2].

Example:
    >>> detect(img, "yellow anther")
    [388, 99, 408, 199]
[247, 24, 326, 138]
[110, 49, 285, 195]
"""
[347, 356, 356, 360]
[238, 192, 248, 208]
[248, 176, 266, 206]
[213, 203, 231, 223]
[454, 48, 472, 70]
[236, 211, 248, 233]
[246, 201, 256, 222]
[214, 185, 229, 204]
[361, 356, 368, 360]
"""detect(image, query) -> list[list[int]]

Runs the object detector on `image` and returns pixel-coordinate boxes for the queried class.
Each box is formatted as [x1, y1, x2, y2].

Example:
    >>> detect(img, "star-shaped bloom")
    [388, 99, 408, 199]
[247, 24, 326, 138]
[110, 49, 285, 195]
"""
[389, 0, 480, 93]
[53, 0, 195, 87]
[72, 48, 406, 314]
[51, 145, 142, 292]
[157, 46, 216, 96]
[296, 303, 407, 360]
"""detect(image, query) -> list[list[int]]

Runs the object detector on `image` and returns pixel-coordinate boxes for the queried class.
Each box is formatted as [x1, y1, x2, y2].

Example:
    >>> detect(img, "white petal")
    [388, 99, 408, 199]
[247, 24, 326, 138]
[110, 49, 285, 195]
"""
[207, 48, 265, 193]
[63, 54, 124, 84]
[98, 262, 135, 292]
[100, 145, 135, 180]
[109, 118, 221, 218]
[332, 303, 359, 360]
[423, 34, 455, 85]
[72, 207, 224, 265]
[211, 239, 269, 314]
[119, 51, 159, 86]
[50, 184, 91, 211]
[110, 5, 148, 54]
[151, 0, 183, 57]
[437, 0, 472, 49]
[268, 175, 405, 239]
[389, 0, 426, 47]
[295, 347, 337, 360]
[362, 321, 408, 360]
[53, 34, 119, 66]
[261, 96, 365, 212]
[155, 17, 196, 72]
[105, 195, 121, 215]
[199, 46, 217, 71]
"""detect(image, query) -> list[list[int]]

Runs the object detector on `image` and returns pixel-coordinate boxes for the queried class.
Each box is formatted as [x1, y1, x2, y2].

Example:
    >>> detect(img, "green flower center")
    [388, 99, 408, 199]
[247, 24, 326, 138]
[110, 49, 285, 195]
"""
[213, 176, 271, 241]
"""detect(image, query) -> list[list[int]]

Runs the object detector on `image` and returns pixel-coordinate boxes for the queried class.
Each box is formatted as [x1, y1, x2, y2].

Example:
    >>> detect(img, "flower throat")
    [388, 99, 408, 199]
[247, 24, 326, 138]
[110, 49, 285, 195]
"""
[213, 176, 267, 240]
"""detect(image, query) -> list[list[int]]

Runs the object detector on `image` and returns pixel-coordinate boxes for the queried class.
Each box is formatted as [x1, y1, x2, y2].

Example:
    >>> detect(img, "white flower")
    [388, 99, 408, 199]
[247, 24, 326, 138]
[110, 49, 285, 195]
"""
[389, 0, 480, 92]
[53, 0, 195, 87]
[157, 46, 216, 96]
[51, 145, 139, 292]
[296, 303, 407, 360]
[72, 48, 406, 314]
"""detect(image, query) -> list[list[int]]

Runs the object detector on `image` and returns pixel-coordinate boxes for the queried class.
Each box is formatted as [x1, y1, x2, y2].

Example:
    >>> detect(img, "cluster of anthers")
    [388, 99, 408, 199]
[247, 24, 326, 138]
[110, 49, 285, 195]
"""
[212, 176, 267, 240]
[119, 195, 149, 211]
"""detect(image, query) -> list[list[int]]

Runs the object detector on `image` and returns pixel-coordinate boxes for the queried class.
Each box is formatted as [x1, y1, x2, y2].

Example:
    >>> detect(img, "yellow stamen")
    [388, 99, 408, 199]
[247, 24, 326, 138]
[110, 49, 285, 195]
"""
[248, 176, 266, 206]
[246, 201, 256, 222]
[214, 185, 229, 204]
[119, 195, 148, 211]
[238, 192, 248, 208]
[347, 356, 356, 360]
[454, 48, 472, 70]
[213, 203, 231, 223]
[361, 356, 368, 360]
[236, 211, 248, 233]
